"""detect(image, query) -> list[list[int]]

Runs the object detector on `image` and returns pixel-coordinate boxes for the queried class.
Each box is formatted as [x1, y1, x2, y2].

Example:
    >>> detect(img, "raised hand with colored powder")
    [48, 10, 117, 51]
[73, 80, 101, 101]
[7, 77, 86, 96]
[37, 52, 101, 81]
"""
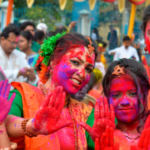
[0, 80, 16, 124]
[31, 86, 72, 135]
[79, 96, 115, 142]
[95, 126, 119, 150]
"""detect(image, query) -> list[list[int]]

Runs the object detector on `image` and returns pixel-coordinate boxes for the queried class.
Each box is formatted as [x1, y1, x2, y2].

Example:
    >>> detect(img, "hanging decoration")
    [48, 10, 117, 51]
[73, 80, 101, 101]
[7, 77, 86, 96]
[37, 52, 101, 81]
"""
[129, 0, 145, 5]
[118, 0, 126, 13]
[26, 0, 35, 8]
[59, 0, 67, 10]
[0, 0, 3, 6]
[89, 0, 96, 10]
[146, 0, 150, 6]
[59, 0, 96, 11]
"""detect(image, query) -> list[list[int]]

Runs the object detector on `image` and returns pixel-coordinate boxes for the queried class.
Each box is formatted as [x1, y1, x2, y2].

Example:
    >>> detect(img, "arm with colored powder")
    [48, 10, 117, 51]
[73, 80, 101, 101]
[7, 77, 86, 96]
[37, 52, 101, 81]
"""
[79, 96, 115, 143]
[0, 80, 16, 149]
[5, 86, 72, 137]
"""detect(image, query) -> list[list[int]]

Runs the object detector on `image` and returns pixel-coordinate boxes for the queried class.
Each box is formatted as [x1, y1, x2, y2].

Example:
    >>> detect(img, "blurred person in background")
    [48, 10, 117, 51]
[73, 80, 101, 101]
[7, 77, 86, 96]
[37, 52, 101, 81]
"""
[36, 23, 48, 35]
[55, 21, 77, 34]
[107, 25, 118, 62]
[95, 40, 107, 76]
[112, 36, 139, 61]
[19, 21, 40, 53]
[34, 30, 45, 45]
[18, 31, 37, 66]
[0, 24, 37, 85]
[91, 28, 100, 41]
[107, 25, 118, 50]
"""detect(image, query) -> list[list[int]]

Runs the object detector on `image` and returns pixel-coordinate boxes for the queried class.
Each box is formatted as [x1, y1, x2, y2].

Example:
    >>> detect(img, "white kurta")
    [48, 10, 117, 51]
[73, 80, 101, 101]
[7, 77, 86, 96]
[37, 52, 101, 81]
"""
[112, 45, 140, 61]
[0, 46, 38, 84]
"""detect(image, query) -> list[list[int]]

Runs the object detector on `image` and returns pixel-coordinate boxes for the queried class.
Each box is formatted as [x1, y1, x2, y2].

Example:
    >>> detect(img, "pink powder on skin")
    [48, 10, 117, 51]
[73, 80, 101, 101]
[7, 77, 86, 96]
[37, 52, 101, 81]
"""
[52, 46, 95, 94]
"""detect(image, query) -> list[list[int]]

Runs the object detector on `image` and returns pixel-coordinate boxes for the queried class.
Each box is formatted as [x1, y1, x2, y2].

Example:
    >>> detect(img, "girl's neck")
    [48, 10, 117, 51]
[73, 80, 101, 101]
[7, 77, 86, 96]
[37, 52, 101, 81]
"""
[24, 47, 36, 56]
[117, 119, 142, 135]
[44, 77, 70, 103]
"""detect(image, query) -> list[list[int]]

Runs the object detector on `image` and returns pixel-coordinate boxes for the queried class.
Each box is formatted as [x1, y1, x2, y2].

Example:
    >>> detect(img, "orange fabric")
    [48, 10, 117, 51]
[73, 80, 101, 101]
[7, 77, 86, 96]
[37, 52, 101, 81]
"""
[11, 82, 60, 150]
[11, 82, 92, 150]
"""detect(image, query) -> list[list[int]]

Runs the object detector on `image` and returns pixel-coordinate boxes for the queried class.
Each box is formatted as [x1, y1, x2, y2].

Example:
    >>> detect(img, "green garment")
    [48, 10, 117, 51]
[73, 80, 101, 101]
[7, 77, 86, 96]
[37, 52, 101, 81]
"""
[8, 89, 117, 149]
[31, 41, 41, 53]
[8, 89, 23, 117]
[32, 54, 39, 69]
[17, 41, 41, 53]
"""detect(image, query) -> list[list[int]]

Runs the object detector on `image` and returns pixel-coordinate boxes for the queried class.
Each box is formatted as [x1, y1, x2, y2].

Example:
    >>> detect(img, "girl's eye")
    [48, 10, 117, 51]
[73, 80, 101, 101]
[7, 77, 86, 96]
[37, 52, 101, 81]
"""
[129, 92, 137, 97]
[70, 60, 79, 66]
[86, 67, 93, 73]
[111, 93, 121, 99]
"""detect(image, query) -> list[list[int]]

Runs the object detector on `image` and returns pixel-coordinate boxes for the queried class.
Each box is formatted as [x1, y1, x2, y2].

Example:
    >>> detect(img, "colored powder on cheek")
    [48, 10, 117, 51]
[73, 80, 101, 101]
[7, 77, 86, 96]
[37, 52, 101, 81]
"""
[58, 63, 78, 80]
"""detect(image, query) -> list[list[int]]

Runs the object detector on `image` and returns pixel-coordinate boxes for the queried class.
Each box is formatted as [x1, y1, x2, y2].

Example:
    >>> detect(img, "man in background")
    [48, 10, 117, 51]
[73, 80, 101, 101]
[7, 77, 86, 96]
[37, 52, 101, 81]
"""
[113, 36, 139, 61]
[0, 24, 38, 84]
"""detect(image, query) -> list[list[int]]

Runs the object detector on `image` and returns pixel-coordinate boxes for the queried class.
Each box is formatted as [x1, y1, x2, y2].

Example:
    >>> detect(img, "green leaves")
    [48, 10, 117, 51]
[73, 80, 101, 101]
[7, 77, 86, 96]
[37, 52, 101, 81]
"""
[40, 31, 66, 66]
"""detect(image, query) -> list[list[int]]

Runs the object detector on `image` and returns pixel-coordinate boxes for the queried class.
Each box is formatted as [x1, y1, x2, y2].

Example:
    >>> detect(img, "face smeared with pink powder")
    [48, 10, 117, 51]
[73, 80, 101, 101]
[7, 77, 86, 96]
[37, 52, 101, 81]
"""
[109, 75, 142, 123]
[51, 46, 95, 94]
[145, 21, 150, 53]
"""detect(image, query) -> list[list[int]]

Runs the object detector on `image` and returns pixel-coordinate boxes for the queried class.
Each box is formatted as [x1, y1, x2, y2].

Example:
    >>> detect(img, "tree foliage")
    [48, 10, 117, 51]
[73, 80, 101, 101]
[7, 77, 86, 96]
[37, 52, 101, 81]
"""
[24, 5, 62, 31]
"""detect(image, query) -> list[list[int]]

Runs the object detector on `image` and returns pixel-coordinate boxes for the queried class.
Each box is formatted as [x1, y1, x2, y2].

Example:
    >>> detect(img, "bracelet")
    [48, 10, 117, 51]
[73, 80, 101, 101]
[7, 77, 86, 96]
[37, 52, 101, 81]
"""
[21, 118, 37, 138]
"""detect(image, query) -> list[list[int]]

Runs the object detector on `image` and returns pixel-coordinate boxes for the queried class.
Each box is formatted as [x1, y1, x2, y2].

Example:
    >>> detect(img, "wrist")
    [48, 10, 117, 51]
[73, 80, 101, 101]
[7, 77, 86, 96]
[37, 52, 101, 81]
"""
[26, 119, 40, 136]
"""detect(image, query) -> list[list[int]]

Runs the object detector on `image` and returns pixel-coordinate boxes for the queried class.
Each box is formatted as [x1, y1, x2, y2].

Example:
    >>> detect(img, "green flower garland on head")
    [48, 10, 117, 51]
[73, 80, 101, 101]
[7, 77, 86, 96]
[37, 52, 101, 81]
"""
[40, 31, 66, 66]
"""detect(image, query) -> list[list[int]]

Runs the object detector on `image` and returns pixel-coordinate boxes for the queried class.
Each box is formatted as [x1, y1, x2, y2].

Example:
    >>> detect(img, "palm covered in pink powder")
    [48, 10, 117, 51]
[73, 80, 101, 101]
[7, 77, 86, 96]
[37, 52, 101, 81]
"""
[79, 97, 115, 142]
[33, 86, 72, 135]
[0, 80, 16, 124]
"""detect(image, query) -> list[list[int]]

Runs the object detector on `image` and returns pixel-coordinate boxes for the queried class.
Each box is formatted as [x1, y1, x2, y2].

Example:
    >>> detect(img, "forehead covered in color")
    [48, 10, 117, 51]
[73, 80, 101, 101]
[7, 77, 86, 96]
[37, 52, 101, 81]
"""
[110, 75, 137, 92]
[62, 46, 95, 65]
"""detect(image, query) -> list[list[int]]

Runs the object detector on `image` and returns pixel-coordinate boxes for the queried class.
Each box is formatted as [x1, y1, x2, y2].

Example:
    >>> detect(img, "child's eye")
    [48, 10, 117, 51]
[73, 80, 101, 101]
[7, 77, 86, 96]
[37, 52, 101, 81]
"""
[129, 92, 137, 97]
[111, 93, 121, 99]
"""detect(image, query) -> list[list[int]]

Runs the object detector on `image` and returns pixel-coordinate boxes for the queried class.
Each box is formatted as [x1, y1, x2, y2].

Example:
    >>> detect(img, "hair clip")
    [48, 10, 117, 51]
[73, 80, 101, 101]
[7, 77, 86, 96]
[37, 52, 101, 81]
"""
[112, 65, 125, 77]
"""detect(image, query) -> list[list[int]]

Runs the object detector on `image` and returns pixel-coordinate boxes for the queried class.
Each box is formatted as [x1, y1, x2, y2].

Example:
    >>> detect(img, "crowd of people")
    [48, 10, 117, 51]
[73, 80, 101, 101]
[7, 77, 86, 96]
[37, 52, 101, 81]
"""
[0, 4, 150, 150]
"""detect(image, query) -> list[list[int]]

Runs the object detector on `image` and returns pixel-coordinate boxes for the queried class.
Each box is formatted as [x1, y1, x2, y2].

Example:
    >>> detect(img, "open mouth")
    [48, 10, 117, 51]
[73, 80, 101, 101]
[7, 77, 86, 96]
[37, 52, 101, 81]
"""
[70, 78, 81, 85]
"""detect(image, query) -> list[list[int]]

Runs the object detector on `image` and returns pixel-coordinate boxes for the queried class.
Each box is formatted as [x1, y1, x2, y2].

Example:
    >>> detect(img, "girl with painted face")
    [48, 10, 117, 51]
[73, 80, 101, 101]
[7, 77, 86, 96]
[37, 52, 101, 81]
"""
[95, 58, 150, 150]
[0, 32, 113, 150]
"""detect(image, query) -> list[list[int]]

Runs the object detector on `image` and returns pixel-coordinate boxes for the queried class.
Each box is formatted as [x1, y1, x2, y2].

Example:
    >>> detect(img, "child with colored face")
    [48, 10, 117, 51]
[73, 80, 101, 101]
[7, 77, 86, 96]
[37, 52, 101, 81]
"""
[101, 58, 150, 150]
